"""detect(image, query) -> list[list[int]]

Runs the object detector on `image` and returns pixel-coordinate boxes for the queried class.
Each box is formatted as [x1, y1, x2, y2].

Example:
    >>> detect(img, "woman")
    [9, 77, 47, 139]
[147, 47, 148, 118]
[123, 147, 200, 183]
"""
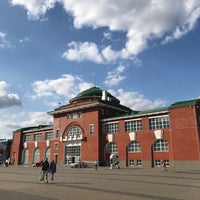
[49, 160, 57, 183]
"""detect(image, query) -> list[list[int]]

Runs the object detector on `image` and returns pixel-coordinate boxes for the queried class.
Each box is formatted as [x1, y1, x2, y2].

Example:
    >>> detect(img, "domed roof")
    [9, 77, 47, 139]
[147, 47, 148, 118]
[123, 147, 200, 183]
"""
[70, 86, 120, 104]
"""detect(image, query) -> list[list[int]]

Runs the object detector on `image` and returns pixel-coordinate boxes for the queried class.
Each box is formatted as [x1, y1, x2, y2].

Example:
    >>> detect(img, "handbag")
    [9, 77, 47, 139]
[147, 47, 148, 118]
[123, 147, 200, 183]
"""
[38, 172, 43, 181]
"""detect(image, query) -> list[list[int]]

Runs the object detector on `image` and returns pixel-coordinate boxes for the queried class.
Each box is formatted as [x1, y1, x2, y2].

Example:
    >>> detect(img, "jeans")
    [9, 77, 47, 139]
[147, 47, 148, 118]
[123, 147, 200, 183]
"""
[50, 172, 55, 182]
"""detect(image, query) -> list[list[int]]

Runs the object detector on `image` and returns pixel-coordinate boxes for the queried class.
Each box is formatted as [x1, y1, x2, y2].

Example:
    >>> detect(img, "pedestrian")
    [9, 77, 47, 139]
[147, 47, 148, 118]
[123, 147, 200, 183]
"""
[162, 160, 167, 172]
[41, 158, 50, 183]
[95, 160, 98, 170]
[49, 160, 57, 183]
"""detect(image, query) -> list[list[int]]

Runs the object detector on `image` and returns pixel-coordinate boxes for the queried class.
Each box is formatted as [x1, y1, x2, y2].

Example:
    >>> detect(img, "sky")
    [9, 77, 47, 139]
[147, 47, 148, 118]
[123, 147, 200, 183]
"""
[1, 0, 200, 139]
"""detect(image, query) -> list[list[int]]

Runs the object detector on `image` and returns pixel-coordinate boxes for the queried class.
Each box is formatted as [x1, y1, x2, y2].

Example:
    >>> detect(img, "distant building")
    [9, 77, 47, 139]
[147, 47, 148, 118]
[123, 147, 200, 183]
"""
[0, 139, 12, 164]
[10, 87, 200, 169]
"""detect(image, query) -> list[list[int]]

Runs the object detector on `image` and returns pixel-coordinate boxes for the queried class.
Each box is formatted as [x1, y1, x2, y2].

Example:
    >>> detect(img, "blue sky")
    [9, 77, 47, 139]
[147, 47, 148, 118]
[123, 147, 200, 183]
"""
[1, 0, 200, 139]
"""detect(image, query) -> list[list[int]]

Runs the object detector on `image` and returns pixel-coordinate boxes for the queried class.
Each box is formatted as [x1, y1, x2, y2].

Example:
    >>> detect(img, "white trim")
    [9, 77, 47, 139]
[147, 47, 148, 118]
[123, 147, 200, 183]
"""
[148, 115, 169, 119]
[124, 118, 142, 122]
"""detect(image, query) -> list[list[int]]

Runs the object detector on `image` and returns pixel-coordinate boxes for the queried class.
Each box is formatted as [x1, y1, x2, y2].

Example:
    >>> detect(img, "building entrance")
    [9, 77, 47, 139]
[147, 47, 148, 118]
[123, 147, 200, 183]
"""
[65, 143, 81, 164]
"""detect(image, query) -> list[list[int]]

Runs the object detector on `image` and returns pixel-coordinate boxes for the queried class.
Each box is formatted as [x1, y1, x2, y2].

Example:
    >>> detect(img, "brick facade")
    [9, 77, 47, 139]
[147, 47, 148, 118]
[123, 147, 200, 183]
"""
[10, 87, 200, 169]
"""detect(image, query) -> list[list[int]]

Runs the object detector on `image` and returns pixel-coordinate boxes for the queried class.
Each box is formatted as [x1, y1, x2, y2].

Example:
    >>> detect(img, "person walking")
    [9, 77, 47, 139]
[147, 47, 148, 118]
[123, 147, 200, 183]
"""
[162, 160, 167, 172]
[49, 160, 57, 183]
[41, 158, 50, 183]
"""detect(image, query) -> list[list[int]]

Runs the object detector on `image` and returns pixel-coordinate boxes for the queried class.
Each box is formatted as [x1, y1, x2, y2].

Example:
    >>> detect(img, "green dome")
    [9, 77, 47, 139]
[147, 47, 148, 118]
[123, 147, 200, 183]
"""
[70, 86, 120, 104]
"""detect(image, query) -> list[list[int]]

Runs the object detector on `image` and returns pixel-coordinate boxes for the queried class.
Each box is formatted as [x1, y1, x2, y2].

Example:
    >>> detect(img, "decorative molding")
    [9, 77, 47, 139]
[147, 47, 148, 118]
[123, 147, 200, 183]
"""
[107, 134, 114, 142]
[129, 132, 136, 141]
[46, 140, 50, 147]
[34, 141, 38, 148]
[154, 129, 163, 140]
[24, 142, 27, 148]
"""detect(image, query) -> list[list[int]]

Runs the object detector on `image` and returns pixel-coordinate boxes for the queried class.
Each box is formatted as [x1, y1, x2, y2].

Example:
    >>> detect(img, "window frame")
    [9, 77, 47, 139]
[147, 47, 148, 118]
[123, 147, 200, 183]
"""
[124, 119, 142, 132]
[148, 115, 170, 130]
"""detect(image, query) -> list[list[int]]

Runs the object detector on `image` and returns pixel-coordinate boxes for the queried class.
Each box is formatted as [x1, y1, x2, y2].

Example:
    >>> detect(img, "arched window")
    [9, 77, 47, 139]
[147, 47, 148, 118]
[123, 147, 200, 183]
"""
[45, 147, 51, 161]
[106, 142, 118, 153]
[67, 125, 83, 137]
[153, 139, 168, 152]
[128, 141, 141, 152]
[22, 148, 29, 164]
[33, 148, 40, 163]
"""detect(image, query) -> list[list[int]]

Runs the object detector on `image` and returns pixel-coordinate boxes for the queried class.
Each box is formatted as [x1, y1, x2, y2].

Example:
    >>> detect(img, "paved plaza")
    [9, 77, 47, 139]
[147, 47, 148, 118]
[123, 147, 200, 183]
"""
[0, 165, 199, 200]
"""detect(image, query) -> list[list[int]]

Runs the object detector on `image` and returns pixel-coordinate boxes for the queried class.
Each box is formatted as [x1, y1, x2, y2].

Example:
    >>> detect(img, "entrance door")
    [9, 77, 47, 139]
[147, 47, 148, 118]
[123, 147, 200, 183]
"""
[65, 144, 81, 164]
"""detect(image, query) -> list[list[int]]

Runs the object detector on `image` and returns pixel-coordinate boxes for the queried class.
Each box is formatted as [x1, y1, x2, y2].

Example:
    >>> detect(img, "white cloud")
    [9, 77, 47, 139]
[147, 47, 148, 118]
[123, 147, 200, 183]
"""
[62, 42, 103, 63]
[11, 0, 200, 60]
[11, 0, 57, 20]
[61, 0, 200, 56]
[104, 65, 126, 87]
[0, 32, 11, 48]
[30, 74, 93, 101]
[21, 112, 53, 127]
[0, 81, 22, 109]
[101, 45, 120, 63]
[0, 111, 53, 139]
[19, 37, 29, 44]
[110, 88, 166, 111]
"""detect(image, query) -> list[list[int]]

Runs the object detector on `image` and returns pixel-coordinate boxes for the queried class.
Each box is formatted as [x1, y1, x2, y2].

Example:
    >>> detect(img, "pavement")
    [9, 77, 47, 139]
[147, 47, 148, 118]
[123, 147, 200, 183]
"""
[0, 165, 200, 200]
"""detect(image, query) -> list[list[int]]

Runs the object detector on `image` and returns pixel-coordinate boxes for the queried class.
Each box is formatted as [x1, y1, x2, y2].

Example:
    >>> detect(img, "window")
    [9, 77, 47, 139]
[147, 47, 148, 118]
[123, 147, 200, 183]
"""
[66, 146, 80, 156]
[24, 135, 31, 142]
[153, 139, 168, 152]
[128, 141, 141, 152]
[155, 160, 169, 167]
[22, 149, 29, 164]
[125, 119, 142, 132]
[89, 124, 94, 135]
[106, 142, 118, 153]
[45, 132, 53, 140]
[129, 160, 142, 167]
[155, 160, 161, 167]
[149, 116, 170, 130]
[104, 122, 119, 134]
[129, 160, 134, 166]
[54, 142, 58, 149]
[67, 125, 82, 137]
[56, 130, 60, 138]
[34, 133, 42, 141]
[136, 160, 142, 166]
[45, 147, 51, 161]
[66, 112, 81, 119]
[33, 148, 40, 163]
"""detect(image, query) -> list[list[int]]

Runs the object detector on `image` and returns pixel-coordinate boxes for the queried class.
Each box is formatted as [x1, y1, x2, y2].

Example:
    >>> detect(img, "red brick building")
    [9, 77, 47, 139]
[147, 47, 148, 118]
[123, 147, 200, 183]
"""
[10, 87, 200, 169]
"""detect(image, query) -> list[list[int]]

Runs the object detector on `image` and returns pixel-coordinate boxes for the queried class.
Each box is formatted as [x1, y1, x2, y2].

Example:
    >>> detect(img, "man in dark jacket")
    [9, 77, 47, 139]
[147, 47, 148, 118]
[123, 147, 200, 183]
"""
[41, 158, 49, 183]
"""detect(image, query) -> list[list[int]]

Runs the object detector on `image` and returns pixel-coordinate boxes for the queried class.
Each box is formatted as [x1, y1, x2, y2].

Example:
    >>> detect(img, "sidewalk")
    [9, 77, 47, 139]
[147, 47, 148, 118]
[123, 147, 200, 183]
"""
[0, 165, 199, 200]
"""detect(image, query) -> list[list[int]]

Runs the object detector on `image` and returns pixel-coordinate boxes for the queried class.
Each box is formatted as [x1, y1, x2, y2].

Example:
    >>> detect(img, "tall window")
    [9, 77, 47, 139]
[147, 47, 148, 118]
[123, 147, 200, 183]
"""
[106, 142, 118, 153]
[128, 141, 141, 152]
[24, 135, 31, 142]
[45, 147, 51, 161]
[153, 139, 168, 152]
[125, 119, 142, 132]
[89, 124, 94, 135]
[45, 132, 53, 140]
[149, 116, 169, 130]
[66, 146, 81, 156]
[33, 148, 40, 163]
[67, 125, 82, 137]
[56, 130, 60, 138]
[34, 133, 42, 141]
[104, 122, 119, 134]
[23, 149, 29, 164]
